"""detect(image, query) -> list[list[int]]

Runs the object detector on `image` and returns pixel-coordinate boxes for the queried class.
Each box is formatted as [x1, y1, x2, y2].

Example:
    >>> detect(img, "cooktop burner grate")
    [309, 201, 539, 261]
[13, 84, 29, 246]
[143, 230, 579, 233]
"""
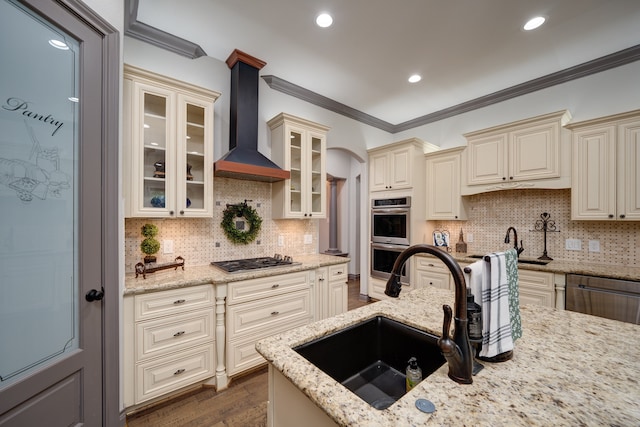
[211, 255, 298, 273]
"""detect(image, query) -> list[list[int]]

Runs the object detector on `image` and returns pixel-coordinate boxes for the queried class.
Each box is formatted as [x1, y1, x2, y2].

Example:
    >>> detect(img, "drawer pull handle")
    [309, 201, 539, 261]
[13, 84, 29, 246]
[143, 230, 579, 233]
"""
[173, 331, 185, 337]
[174, 368, 186, 376]
[173, 299, 186, 305]
[271, 284, 279, 289]
[271, 311, 280, 316]
[428, 263, 434, 267]
[337, 271, 343, 274]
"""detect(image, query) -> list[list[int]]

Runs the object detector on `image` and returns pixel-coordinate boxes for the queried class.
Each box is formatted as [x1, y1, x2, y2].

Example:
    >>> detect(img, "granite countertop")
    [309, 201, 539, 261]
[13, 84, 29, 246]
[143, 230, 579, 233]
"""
[123, 254, 349, 295]
[256, 286, 640, 426]
[436, 252, 640, 282]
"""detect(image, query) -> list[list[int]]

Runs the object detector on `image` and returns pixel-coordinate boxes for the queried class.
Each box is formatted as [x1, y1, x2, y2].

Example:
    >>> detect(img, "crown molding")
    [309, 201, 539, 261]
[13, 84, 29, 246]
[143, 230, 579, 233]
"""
[124, 0, 206, 59]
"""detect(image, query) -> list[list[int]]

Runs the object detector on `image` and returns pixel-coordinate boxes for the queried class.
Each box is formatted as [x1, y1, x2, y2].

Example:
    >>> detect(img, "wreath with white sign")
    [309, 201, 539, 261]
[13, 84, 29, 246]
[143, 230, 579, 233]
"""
[221, 201, 262, 244]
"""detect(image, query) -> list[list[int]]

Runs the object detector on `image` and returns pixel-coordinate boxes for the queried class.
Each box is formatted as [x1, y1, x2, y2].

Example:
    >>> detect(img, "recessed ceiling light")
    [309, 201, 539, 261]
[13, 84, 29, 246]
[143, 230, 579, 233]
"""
[408, 74, 422, 83]
[523, 16, 546, 31]
[48, 39, 69, 50]
[316, 13, 333, 28]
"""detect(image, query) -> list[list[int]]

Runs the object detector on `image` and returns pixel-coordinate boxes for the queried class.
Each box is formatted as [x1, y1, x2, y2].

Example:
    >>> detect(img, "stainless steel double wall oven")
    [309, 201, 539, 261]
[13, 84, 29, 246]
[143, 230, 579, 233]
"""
[370, 197, 411, 283]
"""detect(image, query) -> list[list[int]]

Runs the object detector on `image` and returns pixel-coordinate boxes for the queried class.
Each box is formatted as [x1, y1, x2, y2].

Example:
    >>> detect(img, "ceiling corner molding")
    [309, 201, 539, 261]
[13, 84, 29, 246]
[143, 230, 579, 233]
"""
[261, 75, 396, 133]
[124, 0, 206, 59]
[264, 44, 640, 134]
[394, 43, 640, 132]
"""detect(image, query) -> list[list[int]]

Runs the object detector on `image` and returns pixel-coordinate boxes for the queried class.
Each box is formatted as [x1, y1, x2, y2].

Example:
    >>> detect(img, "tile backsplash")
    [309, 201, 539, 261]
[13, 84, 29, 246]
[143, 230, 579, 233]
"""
[434, 189, 639, 267]
[124, 177, 318, 272]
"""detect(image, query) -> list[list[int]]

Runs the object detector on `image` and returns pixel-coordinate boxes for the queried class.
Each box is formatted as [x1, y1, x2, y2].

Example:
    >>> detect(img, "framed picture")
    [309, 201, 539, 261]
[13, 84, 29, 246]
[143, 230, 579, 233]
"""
[433, 230, 450, 247]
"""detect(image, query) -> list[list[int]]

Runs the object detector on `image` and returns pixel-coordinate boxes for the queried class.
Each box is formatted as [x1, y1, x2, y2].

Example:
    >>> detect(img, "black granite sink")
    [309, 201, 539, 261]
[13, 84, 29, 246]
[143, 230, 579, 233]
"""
[467, 254, 550, 266]
[293, 316, 445, 410]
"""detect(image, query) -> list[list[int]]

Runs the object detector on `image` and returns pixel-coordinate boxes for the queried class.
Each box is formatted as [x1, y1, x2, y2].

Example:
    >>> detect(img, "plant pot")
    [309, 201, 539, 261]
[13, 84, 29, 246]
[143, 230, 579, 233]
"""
[144, 255, 157, 264]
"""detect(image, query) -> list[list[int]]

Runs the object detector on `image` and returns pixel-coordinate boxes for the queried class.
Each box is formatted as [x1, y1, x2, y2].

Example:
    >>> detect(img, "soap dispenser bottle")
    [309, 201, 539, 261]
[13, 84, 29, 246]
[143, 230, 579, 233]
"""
[406, 357, 422, 392]
[466, 288, 483, 341]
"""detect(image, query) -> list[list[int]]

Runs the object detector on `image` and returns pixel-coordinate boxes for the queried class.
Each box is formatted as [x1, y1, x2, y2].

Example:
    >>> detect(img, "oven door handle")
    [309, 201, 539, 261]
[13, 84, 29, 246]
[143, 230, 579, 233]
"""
[371, 243, 409, 251]
[372, 209, 410, 214]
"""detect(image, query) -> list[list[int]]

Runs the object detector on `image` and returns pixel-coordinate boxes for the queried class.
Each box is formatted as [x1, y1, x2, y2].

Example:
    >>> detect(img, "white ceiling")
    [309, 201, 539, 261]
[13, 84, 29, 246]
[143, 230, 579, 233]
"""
[135, 0, 640, 125]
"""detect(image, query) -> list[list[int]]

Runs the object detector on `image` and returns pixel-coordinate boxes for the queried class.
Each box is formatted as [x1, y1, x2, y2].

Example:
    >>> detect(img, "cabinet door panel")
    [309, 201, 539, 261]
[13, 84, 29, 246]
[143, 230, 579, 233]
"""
[389, 147, 412, 189]
[571, 126, 616, 219]
[618, 119, 640, 220]
[510, 122, 559, 181]
[467, 134, 507, 184]
[369, 152, 389, 191]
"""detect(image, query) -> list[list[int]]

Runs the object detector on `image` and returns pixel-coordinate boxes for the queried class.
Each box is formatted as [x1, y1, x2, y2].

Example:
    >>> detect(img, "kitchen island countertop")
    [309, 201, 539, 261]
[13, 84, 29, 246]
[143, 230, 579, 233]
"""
[256, 285, 640, 426]
[124, 254, 349, 295]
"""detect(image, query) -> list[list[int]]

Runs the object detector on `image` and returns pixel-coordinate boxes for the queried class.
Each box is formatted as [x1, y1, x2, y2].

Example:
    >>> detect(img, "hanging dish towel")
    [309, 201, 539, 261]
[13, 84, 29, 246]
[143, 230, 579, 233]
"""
[479, 249, 521, 358]
[504, 249, 522, 341]
[463, 260, 484, 307]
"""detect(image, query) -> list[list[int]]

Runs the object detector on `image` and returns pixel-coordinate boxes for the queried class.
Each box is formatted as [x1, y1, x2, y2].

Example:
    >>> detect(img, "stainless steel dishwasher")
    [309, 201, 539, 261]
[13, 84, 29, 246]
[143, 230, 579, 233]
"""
[566, 274, 640, 324]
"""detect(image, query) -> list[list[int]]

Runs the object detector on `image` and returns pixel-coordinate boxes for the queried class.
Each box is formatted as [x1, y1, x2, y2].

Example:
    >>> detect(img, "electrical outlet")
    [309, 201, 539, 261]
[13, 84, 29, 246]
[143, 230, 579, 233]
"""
[278, 235, 284, 247]
[466, 233, 474, 243]
[304, 234, 313, 244]
[163, 239, 174, 254]
[588, 240, 600, 252]
[565, 238, 582, 251]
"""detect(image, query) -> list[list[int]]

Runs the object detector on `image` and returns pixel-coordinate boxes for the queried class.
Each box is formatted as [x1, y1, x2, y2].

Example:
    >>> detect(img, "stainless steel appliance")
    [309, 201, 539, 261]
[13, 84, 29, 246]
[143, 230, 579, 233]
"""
[211, 254, 299, 273]
[371, 196, 411, 245]
[566, 274, 640, 324]
[371, 243, 409, 283]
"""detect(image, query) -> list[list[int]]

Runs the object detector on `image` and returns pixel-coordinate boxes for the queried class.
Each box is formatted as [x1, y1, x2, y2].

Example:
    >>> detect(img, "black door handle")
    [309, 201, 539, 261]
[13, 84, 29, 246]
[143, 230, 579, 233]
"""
[86, 288, 104, 302]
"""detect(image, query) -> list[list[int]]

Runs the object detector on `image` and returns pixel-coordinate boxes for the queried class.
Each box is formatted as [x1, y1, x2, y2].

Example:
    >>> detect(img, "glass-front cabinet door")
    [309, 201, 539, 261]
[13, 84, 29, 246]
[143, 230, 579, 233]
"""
[124, 65, 219, 218]
[269, 113, 329, 219]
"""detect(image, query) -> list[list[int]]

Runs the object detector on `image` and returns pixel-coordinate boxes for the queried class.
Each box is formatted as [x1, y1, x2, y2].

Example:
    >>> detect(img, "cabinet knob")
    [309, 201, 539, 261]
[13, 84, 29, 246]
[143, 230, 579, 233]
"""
[309, 213, 312, 217]
[509, 176, 513, 180]
[454, 216, 458, 219]
[502, 177, 506, 181]
[179, 210, 184, 215]
[304, 213, 308, 217]
[620, 214, 626, 219]
[169, 210, 175, 216]
[608, 214, 614, 219]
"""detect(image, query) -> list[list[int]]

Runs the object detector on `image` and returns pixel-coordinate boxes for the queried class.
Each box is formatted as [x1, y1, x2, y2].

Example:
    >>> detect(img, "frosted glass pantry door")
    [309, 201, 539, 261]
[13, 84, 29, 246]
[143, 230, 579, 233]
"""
[0, 0, 79, 388]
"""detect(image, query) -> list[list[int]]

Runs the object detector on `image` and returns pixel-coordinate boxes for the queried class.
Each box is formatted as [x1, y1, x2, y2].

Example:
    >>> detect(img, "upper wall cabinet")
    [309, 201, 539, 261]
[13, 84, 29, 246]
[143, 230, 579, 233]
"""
[368, 138, 439, 192]
[568, 109, 640, 221]
[269, 113, 330, 219]
[462, 110, 572, 195]
[123, 65, 220, 218]
[425, 147, 467, 220]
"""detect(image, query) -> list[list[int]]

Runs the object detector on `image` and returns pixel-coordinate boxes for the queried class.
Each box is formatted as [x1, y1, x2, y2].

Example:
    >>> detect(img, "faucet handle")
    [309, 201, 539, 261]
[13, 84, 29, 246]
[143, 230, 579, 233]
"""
[441, 304, 453, 340]
[438, 304, 456, 355]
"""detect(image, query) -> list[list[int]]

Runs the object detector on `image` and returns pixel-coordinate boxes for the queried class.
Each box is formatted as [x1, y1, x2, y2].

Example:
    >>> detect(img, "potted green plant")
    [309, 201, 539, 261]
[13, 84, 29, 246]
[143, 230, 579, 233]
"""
[140, 223, 160, 263]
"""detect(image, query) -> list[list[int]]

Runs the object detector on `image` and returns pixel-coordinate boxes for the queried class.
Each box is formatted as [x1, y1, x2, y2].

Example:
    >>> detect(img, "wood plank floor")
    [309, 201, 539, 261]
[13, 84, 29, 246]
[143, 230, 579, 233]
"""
[126, 279, 371, 427]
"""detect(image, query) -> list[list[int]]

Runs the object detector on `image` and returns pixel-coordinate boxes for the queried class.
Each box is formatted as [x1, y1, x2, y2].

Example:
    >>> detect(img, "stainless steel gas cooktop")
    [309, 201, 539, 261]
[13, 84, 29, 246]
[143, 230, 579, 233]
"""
[211, 254, 299, 273]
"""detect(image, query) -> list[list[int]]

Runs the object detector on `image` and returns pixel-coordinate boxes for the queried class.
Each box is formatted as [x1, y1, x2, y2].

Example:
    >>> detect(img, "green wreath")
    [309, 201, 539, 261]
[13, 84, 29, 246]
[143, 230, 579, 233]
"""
[221, 202, 262, 244]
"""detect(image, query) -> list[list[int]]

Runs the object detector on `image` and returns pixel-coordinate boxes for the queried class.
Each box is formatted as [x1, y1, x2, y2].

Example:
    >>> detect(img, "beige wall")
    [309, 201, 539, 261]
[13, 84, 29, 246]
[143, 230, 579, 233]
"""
[433, 189, 639, 267]
[124, 177, 318, 272]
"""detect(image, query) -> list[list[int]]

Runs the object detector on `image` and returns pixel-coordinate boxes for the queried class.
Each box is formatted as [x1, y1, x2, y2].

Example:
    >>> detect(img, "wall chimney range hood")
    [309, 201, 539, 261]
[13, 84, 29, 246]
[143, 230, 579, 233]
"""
[214, 49, 290, 182]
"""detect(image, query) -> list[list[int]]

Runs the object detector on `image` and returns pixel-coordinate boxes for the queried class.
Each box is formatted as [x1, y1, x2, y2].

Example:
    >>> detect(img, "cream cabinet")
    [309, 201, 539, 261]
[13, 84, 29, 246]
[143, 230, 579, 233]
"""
[123, 65, 220, 218]
[463, 110, 572, 194]
[226, 271, 312, 376]
[414, 255, 452, 290]
[269, 113, 329, 219]
[425, 147, 467, 220]
[315, 263, 348, 320]
[518, 269, 556, 308]
[123, 285, 216, 407]
[569, 110, 640, 221]
[368, 138, 438, 192]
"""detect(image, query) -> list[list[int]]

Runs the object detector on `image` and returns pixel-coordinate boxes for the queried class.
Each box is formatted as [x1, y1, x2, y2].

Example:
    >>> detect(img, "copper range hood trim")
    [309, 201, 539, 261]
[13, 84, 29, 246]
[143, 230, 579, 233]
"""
[214, 49, 290, 183]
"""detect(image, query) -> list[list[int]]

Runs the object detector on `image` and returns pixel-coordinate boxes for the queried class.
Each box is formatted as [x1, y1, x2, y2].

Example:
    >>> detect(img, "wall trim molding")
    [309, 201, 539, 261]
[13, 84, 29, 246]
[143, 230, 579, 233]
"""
[124, 0, 640, 132]
[125, 0, 206, 59]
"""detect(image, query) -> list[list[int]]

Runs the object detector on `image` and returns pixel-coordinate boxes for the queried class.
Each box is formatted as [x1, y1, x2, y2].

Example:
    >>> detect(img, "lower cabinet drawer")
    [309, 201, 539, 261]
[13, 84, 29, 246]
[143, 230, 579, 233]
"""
[227, 316, 310, 376]
[135, 343, 214, 404]
[136, 308, 214, 361]
[227, 290, 311, 337]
